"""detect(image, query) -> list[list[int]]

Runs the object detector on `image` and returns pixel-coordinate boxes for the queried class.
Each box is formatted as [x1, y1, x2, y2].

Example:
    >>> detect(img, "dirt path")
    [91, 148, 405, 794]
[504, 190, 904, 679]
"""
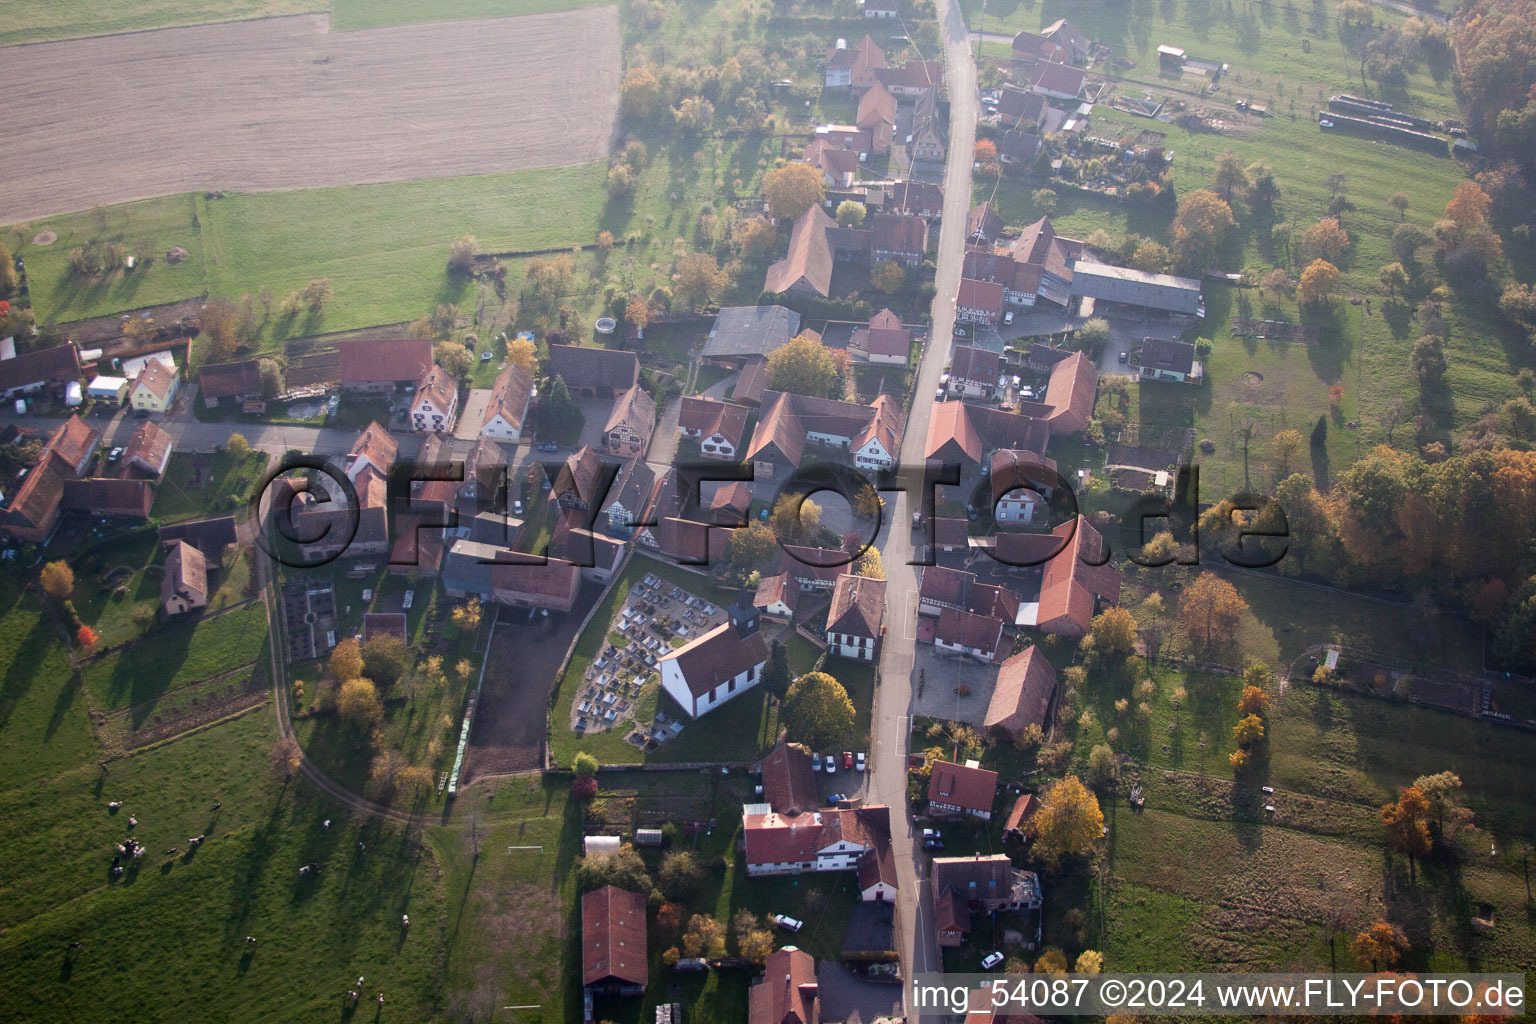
[0, 9, 620, 224]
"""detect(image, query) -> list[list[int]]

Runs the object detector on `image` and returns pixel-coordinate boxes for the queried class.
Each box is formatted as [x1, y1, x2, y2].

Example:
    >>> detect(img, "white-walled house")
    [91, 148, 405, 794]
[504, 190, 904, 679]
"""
[657, 592, 768, 719]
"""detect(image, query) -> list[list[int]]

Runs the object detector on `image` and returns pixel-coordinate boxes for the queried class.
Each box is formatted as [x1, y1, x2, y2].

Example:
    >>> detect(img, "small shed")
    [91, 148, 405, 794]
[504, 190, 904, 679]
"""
[634, 828, 664, 846]
[87, 375, 129, 402]
[583, 835, 621, 860]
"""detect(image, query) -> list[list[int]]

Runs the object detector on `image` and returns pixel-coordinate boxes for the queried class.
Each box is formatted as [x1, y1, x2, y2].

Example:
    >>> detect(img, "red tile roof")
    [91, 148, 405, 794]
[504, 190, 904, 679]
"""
[121, 420, 173, 479]
[750, 947, 820, 1024]
[0, 344, 81, 395]
[161, 539, 208, 611]
[923, 402, 1051, 464]
[856, 80, 897, 129]
[1030, 59, 1086, 97]
[582, 885, 648, 989]
[984, 646, 1057, 737]
[870, 212, 928, 257]
[766, 205, 838, 296]
[1036, 516, 1121, 636]
[61, 477, 153, 517]
[347, 421, 398, 480]
[484, 361, 533, 434]
[934, 605, 1008, 662]
[928, 760, 999, 814]
[548, 344, 639, 392]
[198, 359, 262, 401]
[949, 345, 1001, 387]
[133, 360, 179, 401]
[933, 516, 970, 549]
[490, 554, 582, 611]
[338, 338, 433, 386]
[759, 740, 820, 816]
[679, 397, 750, 448]
[826, 573, 885, 639]
[874, 60, 942, 92]
[604, 384, 656, 442]
[660, 620, 769, 698]
[1041, 351, 1097, 434]
[753, 572, 799, 615]
[956, 278, 1005, 315]
[48, 415, 101, 474]
[920, 564, 973, 608]
[412, 364, 457, 414]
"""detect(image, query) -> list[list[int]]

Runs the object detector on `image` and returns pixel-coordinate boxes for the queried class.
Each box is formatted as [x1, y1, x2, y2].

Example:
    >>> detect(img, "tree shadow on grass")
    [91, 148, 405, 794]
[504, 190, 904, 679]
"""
[0, 613, 60, 732]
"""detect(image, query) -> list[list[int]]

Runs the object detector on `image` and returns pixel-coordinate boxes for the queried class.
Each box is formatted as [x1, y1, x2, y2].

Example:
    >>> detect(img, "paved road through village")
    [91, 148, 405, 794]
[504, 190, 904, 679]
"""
[866, 0, 979, 1002]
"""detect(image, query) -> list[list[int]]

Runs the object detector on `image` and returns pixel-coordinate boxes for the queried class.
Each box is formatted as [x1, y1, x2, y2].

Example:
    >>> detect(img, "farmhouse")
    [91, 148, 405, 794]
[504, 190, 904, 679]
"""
[489, 554, 582, 613]
[1132, 336, 1202, 382]
[923, 400, 1051, 467]
[804, 139, 861, 188]
[759, 740, 820, 815]
[955, 278, 1004, 325]
[595, 457, 655, 535]
[549, 516, 626, 583]
[753, 573, 799, 620]
[120, 420, 174, 480]
[0, 344, 81, 401]
[479, 362, 534, 441]
[409, 364, 458, 433]
[765, 205, 864, 298]
[824, 35, 884, 91]
[198, 359, 262, 408]
[130, 360, 181, 414]
[747, 391, 905, 478]
[1008, 215, 1085, 308]
[658, 591, 769, 719]
[749, 947, 819, 1024]
[927, 760, 999, 819]
[161, 540, 209, 616]
[1029, 60, 1086, 101]
[847, 308, 910, 365]
[703, 306, 802, 367]
[947, 345, 1002, 398]
[547, 344, 638, 399]
[62, 478, 154, 519]
[931, 855, 1043, 948]
[875, 60, 942, 97]
[886, 180, 944, 220]
[995, 87, 1049, 130]
[581, 886, 647, 999]
[1069, 262, 1205, 317]
[778, 546, 850, 593]
[1029, 516, 1123, 637]
[856, 80, 897, 154]
[966, 202, 1003, 245]
[869, 212, 929, 266]
[2, 415, 101, 544]
[742, 803, 896, 900]
[1042, 17, 1092, 61]
[909, 86, 949, 162]
[338, 338, 432, 394]
[602, 384, 655, 457]
[984, 646, 1058, 740]
[1011, 29, 1073, 65]
[930, 606, 1009, 663]
[826, 574, 886, 661]
[1010, 351, 1098, 435]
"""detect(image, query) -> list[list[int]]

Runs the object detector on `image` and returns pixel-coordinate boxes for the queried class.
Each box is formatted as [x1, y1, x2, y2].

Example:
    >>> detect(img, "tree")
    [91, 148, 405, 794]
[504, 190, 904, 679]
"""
[1131, 240, 1172, 274]
[1391, 222, 1432, 261]
[1179, 572, 1249, 652]
[1031, 188, 1058, 215]
[330, 636, 364, 682]
[1213, 152, 1250, 201]
[1088, 607, 1138, 659]
[1411, 335, 1447, 387]
[765, 335, 840, 398]
[435, 341, 473, 379]
[123, 315, 158, 347]
[1025, 775, 1105, 869]
[782, 671, 855, 749]
[736, 216, 778, 262]
[732, 910, 776, 965]
[200, 297, 241, 360]
[1232, 714, 1266, 747]
[656, 902, 686, 940]
[1260, 268, 1295, 297]
[505, 333, 537, 373]
[869, 260, 905, 295]
[1381, 785, 1433, 879]
[448, 235, 478, 273]
[338, 677, 383, 733]
[572, 775, 598, 800]
[659, 852, 703, 900]
[301, 278, 333, 312]
[1302, 217, 1349, 261]
[1171, 189, 1236, 271]
[572, 751, 599, 777]
[762, 642, 792, 702]
[1378, 262, 1409, 298]
[681, 914, 726, 958]
[1140, 532, 1178, 564]
[268, 736, 303, 778]
[1238, 686, 1270, 718]
[1074, 317, 1111, 357]
[1034, 948, 1070, 974]
[675, 251, 726, 311]
[451, 598, 483, 633]
[973, 139, 999, 163]
[835, 200, 867, 228]
[672, 96, 715, 134]
[1390, 192, 1410, 220]
[362, 634, 410, 688]
[39, 560, 74, 602]
[1444, 181, 1491, 233]
[1351, 921, 1407, 971]
[854, 547, 885, 579]
[257, 358, 285, 399]
[1246, 162, 1280, 214]
[762, 163, 826, 221]
[1087, 744, 1120, 788]
[620, 66, 662, 120]
[770, 492, 822, 544]
[1325, 171, 1347, 198]
[1075, 950, 1104, 974]
[396, 765, 434, 799]
[1270, 430, 1303, 477]
[729, 521, 779, 577]
[0, 243, 15, 299]
[77, 624, 100, 650]
[578, 844, 652, 894]
[1297, 259, 1339, 306]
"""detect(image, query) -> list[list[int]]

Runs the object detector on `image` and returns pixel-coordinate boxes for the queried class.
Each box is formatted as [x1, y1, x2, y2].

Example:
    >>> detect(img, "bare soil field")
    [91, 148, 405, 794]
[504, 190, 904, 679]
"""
[0, 9, 619, 225]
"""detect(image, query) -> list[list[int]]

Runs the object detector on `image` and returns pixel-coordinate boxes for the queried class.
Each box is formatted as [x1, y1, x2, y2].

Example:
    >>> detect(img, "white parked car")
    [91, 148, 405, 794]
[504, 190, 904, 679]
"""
[981, 951, 1005, 970]
[856, 751, 866, 771]
[770, 913, 803, 932]
[1003, 310, 1014, 325]
[824, 754, 836, 774]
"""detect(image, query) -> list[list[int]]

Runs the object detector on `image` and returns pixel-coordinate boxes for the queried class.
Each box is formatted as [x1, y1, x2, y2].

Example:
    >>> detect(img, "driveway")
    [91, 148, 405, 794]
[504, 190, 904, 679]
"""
[454, 388, 492, 441]
[910, 644, 999, 726]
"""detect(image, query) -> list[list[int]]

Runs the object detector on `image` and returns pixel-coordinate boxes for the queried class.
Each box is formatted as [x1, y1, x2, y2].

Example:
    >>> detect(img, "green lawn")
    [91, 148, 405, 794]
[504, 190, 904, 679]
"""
[331, 0, 606, 31]
[0, 710, 449, 1023]
[80, 602, 268, 712]
[150, 449, 270, 522]
[0, 0, 322, 46]
[9, 195, 207, 324]
[0, 580, 96, 788]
